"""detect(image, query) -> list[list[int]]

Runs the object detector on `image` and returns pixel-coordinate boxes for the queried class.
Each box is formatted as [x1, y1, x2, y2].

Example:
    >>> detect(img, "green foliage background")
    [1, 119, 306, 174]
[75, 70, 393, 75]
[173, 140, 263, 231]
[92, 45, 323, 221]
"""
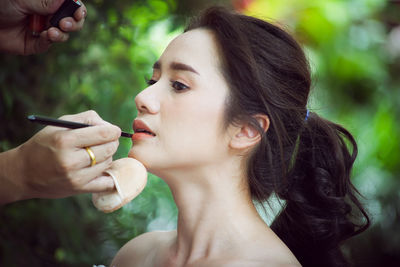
[0, 0, 399, 266]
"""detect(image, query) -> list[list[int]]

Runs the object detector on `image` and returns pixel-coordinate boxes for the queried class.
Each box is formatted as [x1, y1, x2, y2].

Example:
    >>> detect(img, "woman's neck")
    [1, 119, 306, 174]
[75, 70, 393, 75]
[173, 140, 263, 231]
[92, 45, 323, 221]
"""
[159, 162, 271, 266]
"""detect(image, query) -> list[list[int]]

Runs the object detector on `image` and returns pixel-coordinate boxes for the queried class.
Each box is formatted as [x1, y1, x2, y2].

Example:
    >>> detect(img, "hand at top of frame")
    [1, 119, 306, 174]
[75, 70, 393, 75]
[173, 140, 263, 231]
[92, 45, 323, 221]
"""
[0, 0, 87, 55]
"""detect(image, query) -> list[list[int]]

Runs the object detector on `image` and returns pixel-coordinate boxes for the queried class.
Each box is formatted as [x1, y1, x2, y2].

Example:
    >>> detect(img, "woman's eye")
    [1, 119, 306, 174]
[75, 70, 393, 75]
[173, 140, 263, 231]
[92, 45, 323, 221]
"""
[171, 81, 189, 91]
[146, 79, 157, 86]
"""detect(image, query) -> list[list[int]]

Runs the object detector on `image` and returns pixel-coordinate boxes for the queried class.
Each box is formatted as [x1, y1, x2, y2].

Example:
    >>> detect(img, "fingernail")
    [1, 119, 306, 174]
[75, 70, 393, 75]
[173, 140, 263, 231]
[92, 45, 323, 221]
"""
[82, 10, 87, 18]
[52, 30, 59, 38]
[64, 21, 72, 29]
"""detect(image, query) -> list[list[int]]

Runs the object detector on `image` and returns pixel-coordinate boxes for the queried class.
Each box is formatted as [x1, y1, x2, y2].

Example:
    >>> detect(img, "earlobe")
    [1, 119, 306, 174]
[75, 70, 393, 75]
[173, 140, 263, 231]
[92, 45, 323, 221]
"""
[229, 114, 269, 150]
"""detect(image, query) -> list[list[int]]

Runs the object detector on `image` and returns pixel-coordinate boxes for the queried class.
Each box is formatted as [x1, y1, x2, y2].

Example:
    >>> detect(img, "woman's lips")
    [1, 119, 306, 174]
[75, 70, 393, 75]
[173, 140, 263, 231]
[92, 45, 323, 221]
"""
[132, 119, 156, 141]
[131, 132, 154, 141]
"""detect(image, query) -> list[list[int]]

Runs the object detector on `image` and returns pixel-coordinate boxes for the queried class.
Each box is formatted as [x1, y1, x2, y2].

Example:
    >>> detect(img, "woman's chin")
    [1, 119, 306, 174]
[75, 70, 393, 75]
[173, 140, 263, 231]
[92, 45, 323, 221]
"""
[128, 148, 141, 160]
[128, 148, 150, 169]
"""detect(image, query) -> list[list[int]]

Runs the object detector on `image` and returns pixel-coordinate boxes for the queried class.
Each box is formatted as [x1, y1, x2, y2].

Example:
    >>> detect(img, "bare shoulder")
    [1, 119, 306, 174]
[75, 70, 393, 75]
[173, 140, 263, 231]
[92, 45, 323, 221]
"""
[193, 242, 301, 267]
[110, 230, 176, 267]
[198, 259, 300, 267]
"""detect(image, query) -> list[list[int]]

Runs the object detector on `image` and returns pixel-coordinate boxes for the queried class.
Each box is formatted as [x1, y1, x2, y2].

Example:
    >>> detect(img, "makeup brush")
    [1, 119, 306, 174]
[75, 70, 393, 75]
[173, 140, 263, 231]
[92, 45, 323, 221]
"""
[27, 115, 132, 138]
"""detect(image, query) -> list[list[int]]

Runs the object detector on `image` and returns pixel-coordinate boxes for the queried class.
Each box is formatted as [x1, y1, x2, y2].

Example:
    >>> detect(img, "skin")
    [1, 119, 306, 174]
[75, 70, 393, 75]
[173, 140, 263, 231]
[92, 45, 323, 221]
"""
[0, 110, 121, 205]
[0, 0, 87, 55]
[112, 29, 300, 267]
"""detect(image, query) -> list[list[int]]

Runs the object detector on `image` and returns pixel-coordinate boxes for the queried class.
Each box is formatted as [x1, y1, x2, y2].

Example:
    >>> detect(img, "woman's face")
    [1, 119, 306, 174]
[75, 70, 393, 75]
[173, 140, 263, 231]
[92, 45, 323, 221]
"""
[129, 29, 233, 176]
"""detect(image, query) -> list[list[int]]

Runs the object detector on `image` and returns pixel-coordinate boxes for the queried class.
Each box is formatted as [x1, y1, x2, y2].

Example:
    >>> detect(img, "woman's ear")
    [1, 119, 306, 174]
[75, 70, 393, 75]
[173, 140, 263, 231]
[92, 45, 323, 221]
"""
[229, 114, 269, 150]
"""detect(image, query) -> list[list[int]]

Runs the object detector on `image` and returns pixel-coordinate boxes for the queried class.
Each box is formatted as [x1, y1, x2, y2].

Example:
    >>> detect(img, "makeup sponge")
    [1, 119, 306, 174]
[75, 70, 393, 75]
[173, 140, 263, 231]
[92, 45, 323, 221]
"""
[92, 158, 147, 213]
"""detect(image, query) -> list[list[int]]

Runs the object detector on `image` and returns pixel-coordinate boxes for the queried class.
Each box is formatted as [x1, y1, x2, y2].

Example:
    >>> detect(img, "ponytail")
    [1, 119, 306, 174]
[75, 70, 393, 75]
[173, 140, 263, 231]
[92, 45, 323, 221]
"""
[271, 112, 370, 267]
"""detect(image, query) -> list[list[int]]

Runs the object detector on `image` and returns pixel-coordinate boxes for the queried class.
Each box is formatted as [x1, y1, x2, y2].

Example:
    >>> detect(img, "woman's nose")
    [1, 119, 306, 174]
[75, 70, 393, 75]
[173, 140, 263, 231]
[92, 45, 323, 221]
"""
[134, 87, 160, 114]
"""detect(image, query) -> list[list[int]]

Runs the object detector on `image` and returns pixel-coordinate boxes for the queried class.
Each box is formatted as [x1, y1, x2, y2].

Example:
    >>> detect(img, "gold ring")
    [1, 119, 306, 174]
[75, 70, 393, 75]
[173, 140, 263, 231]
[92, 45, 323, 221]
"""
[85, 147, 96, 167]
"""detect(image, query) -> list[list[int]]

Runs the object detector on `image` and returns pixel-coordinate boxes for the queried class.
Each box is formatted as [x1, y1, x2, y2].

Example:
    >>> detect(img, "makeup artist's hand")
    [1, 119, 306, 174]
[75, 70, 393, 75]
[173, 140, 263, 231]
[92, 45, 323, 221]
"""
[0, 111, 121, 205]
[0, 0, 87, 55]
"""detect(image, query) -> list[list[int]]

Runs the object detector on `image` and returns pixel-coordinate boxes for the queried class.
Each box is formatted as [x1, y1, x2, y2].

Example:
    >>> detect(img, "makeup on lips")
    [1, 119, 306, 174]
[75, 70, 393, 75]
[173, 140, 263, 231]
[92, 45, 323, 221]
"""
[132, 120, 156, 141]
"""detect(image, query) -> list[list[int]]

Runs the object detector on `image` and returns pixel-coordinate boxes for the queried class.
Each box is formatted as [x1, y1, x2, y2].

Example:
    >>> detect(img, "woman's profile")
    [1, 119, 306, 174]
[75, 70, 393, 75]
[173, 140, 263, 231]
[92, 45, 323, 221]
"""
[112, 6, 370, 267]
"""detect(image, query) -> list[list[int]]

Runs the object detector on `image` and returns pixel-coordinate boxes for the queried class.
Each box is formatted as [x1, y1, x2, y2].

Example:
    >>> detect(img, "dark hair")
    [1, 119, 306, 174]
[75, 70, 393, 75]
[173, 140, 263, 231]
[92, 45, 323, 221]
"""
[186, 6, 370, 267]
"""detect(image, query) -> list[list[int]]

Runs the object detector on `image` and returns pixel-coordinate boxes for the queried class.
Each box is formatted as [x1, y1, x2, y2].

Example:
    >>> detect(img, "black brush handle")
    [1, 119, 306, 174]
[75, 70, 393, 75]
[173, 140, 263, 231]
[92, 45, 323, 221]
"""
[50, 0, 82, 28]
[27, 115, 133, 139]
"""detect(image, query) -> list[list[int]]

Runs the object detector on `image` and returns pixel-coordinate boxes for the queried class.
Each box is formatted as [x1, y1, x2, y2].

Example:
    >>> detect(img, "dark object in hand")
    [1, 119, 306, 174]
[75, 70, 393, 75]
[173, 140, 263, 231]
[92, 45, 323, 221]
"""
[49, 0, 82, 28]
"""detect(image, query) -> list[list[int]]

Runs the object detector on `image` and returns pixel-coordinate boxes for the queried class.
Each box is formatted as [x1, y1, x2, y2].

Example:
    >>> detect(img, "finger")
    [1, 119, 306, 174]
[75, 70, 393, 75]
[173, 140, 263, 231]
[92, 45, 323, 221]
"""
[60, 110, 108, 126]
[47, 27, 69, 42]
[23, 30, 52, 55]
[59, 17, 84, 32]
[52, 2, 87, 32]
[80, 175, 115, 193]
[73, 3, 87, 21]
[79, 140, 119, 168]
[74, 157, 113, 186]
[69, 124, 121, 148]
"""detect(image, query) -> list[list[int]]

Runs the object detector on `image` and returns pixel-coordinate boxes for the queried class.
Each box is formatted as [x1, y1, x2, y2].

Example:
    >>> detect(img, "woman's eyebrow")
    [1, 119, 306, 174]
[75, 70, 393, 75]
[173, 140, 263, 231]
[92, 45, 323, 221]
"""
[152, 61, 200, 75]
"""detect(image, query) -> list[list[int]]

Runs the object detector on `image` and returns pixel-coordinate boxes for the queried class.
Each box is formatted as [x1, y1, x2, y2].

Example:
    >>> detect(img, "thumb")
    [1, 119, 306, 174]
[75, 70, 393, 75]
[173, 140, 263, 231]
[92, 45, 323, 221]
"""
[24, 0, 65, 15]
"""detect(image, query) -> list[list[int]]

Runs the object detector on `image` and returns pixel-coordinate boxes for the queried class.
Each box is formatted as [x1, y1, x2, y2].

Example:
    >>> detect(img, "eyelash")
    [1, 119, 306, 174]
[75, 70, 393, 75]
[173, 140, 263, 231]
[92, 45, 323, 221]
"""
[145, 78, 157, 86]
[171, 81, 189, 91]
[145, 78, 190, 92]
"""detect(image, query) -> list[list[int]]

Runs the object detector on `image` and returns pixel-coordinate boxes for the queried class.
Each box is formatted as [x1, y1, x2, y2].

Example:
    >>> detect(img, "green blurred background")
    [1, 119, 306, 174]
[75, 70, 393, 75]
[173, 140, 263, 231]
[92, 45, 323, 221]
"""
[0, 0, 399, 266]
